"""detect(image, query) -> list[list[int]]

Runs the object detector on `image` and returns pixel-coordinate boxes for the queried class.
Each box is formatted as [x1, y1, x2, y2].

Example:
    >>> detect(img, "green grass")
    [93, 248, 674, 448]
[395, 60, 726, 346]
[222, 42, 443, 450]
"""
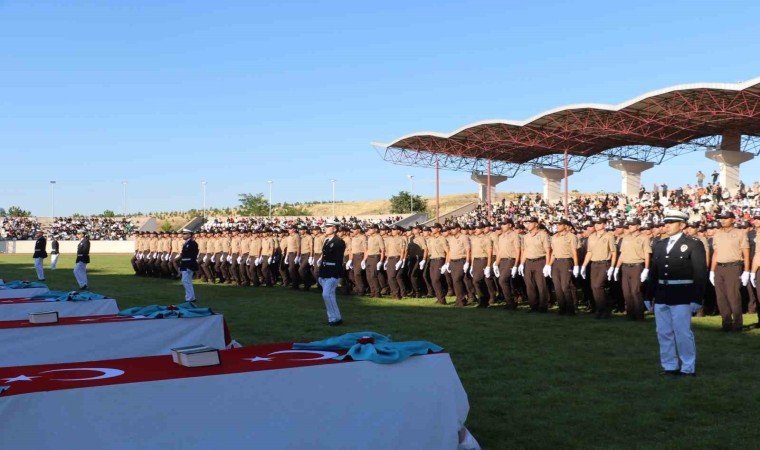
[3, 254, 760, 449]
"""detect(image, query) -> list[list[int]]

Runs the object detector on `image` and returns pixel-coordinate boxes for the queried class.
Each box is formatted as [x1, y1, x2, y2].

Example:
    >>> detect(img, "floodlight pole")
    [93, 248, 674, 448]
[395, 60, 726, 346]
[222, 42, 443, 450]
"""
[267, 180, 273, 218]
[122, 181, 128, 216]
[487, 159, 492, 221]
[330, 179, 336, 217]
[408, 175, 414, 214]
[435, 160, 440, 222]
[564, 150, 569, 218]
[50, 181, 56, 218]
[201, 181, 207, 220]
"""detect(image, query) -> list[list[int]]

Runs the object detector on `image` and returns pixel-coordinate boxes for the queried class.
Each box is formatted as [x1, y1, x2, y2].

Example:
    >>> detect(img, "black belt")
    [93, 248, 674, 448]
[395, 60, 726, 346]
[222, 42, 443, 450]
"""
[717, 261, 743, 267]
[430, 257, 445, 261]
[352, 253, 364, 256]
[450, 258, 465, 262]
[367, 254, 380, 258]
[526, 257, 544, 262]
[591, 260, 609, 265]
[473, 257, 487, 260]
[554, 257, 572, 261]
[499, 257, 516, 261]
[622, 262, 643, 267]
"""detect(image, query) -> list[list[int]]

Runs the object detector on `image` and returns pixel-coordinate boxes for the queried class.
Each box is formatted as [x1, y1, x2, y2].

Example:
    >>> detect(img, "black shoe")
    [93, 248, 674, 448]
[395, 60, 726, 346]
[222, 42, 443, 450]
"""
[328, 319, 343, 326]
[680, 372, 696, 377]
[660, 370, 681, 376]
[80, 285, 88, 290]
[39, 279, 46, 282]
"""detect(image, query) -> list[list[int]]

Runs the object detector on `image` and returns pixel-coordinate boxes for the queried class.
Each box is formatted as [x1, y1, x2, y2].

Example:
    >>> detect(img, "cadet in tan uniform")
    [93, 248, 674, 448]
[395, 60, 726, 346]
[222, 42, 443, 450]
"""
[408, 226, 426, 297]
[710, 211, 750, 331]
[363, 224, 385, 298]
[346, 225, 365, 295]
[170, 232, 182, 278]
[312, 225, 326, 288]
[147, 232, 160, 276]
[238, 231, 251, 285]
[519, 217, 551, 312]
[549, 219, 578, 315]
[298, 227, 315, 291]
[470, 223, 494, 307]
[750, 214, 760, 318]
[229, 230, 242, 285]
[496, 219, 521, 309]
[385, 225, 408, 299]
[446, 223, 471, 307]
[428, 223, 449, 304]
[614, 218, 651, 320]
[259, 229, 276, 287]
[581, 218, 617, 319]
[196, 232, 210, 282]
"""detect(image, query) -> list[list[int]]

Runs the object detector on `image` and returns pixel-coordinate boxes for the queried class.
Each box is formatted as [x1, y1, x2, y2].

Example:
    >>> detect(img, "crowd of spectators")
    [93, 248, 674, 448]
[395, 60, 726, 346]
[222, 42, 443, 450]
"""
[0, 217, 41, 240]
[48, 217, 135, 241]
[200, 215, 405, 233]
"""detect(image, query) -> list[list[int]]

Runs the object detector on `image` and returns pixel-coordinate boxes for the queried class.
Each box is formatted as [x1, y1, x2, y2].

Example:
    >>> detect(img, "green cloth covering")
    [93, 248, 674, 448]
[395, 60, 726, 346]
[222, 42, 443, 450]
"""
[31, 291, 107, 302]
[118, 303, 214, 318]
[1, 280, 48, 289]
[293, 331, 443, 364]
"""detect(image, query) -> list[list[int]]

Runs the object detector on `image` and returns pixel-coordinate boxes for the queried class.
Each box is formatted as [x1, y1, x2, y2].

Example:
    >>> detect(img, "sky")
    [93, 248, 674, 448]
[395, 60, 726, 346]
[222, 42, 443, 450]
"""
[2, 0, 760, 216]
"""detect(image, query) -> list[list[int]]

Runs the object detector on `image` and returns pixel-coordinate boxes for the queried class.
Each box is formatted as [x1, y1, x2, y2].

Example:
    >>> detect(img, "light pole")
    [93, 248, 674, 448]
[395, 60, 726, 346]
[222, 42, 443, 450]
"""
[49, 181, 56, 218]
[267, 180, 273, 218]
[330, 179, 336, 217]
[122, 181, 128, 217]
[408, 175, 414, 213]
[201, 181, 207, 220]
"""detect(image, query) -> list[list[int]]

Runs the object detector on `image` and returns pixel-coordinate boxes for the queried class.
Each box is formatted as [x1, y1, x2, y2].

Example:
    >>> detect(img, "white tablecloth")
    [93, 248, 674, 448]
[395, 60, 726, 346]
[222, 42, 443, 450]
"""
[0, 287, 49, 299]
[0, 298, 119, 320]
[0, 343, 470, 450]
[0, 314, 228, 367]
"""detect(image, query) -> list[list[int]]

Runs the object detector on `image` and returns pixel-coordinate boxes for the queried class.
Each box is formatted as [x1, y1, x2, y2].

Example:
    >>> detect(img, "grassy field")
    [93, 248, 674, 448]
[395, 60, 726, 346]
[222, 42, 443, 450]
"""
[3, 254, 760, 449]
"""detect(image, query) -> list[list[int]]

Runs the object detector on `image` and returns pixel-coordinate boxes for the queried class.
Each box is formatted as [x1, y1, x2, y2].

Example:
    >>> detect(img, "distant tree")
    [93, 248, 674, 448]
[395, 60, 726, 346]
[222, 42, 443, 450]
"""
[101, 210, 116, 217]
[276, 203, 310, 216]
[0, 207, 6, 216]
[389, 191, 427, 214]
[8, 206, 31, 217]
[160, 221, 174, 232]
[238, 193, 270, 216]
[72, 213, 83, 218]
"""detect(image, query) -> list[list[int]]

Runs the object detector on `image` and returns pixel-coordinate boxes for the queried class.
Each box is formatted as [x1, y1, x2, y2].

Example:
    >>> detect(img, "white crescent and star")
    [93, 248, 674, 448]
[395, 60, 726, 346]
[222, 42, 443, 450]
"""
[39, 368, 125, 381]
[267, 350, 339, 361]
[2, 375, 40, 383]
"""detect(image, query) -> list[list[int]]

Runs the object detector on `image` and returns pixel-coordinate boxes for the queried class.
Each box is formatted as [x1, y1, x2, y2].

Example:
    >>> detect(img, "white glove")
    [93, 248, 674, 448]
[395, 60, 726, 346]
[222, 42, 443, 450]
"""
[308, 256, 314, 265]
[203, 255, 209, 263]
[511, 266, 517, 278]
[419, 260, 425, 270]
[709, 271, 715, 285]
[360, 260, 366, 270]
[236, 256, 242, 264]
[644, 300, 652, 312]
[484, 266, 491, 278]
[284, 257, 289, 265]
[317, 257, 322, 267]
[572, 266, 579, 277]
[751, 272, 757, 288]
[446, 263, 451, 274]
[640, 268, 649, 283]
[377, 262, 383, 271]
[268, 256, 274, 264]
[463, 262, 470, 272]
[246, 257, 252, 265]
[493, 265, 500, 277]
[227, 255, 232, 263]
[211, 255, 216, 263]
[401, 259, 405, 268]
[606, 267, 614, 280]
[346, 260, 353, 270]
[613, 267, 619, 281]
[440, 263, 448, 275]
[690, 302, 701, 315]
[395, 260, 402, 271]
[517, 264, 525, 277]
[741, 271, 750, 286]
[295, 256, 301, 265]
[468, 265, 473, 276]
[543, 264, 551, 278]
[580, 266, 586, 279]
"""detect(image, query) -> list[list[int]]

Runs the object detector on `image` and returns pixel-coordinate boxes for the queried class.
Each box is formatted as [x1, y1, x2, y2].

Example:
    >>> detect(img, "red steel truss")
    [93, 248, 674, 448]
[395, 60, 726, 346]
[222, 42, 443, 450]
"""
[375, 80, 760, 176]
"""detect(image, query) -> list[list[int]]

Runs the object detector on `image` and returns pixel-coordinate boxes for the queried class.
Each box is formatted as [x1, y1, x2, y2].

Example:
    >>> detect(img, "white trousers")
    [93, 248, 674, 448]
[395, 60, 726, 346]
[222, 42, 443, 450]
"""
[73, 262, 88, 289]
[50, 254, 59, 270]
[654, 303, 696, 374]
[318, 277, 341, 323]
[33, 258, 45, 280]
[181, 270, 195, 301]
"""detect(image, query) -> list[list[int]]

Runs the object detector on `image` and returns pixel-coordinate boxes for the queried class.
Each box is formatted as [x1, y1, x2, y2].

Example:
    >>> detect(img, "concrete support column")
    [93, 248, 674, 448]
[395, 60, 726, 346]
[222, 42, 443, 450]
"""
[531, 167, 573, 204]
[705, 130, 753, 192]
[608, 160, 655, 200]
[470, 172, 508, 204]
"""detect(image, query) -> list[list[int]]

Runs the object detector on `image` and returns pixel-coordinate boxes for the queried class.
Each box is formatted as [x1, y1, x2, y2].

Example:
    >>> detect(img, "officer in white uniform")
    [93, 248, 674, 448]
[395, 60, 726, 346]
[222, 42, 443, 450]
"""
[74, 230, 90, 290]
[645, 209, 707, 376]
[318, 221, 346, 326]
[179, 229, 199, 306]
[32, 231, 47, 281]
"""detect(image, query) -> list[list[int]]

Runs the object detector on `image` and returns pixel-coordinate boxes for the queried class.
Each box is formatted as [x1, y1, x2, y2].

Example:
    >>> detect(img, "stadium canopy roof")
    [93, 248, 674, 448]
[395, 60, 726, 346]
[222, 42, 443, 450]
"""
[372, 77, 760, 177]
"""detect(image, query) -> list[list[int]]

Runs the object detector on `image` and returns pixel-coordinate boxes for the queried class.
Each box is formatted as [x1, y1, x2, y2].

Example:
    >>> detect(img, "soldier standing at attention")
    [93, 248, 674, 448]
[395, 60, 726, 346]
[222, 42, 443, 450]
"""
[32, 230, 47, 281]
[519, 217, 551, 313]
[50, 234, 60, 271]
[581, 218, 617, 319]
[470, 223, 494, 307]
[548, 219, 578, 315]
[363, 224, 385, 298]
[179, 229, 199, 306]
[318, 220, 345, 326]
[427, 223, 449, 305]
[446, 223, 471, 307]
[495, 219, 520, 310]
[614, 218, 651, 320]
[348, 225, 367, 295]
[646, 209, 705, 376]
[710, 211, 751, 331]
[74, 230, 90, 290]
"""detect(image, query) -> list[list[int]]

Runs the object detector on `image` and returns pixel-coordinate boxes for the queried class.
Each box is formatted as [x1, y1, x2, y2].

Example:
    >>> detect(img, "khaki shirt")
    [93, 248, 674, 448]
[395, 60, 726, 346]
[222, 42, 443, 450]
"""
[696, 235, 710, 262]
[300, 235, 314, 254]
[261, 237, 275, 255]
[171, 238, 182, 253]
[712, 228, 749, 263]
[385, 236, 406, 257]
[551, 232, 577, 259]
[220, 237, 231, 253]
[284, 235, 299, 253]
[148, 238, 158, 252]
[212, 238, 223, 253]
[753, 233, 760, 269]
[447, 234, 470, 259]
[313, 235, 325, 254]
[196, 237, 207, 253]
[408, 236, 423, 258]
[498, 231, 520, 259]
[618, 233, 651, 264]
[367, 234, 385, 256]
[428, 236, 449, 258]
[471, 235, 492, 258]
[240, 237, 251, 254]
[230, 237, 241, 254]
[587, 231, 616, 261]
[522, 230, 550, 260]
[248, 237, 261, 255]
[350, 235, 367, 255]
